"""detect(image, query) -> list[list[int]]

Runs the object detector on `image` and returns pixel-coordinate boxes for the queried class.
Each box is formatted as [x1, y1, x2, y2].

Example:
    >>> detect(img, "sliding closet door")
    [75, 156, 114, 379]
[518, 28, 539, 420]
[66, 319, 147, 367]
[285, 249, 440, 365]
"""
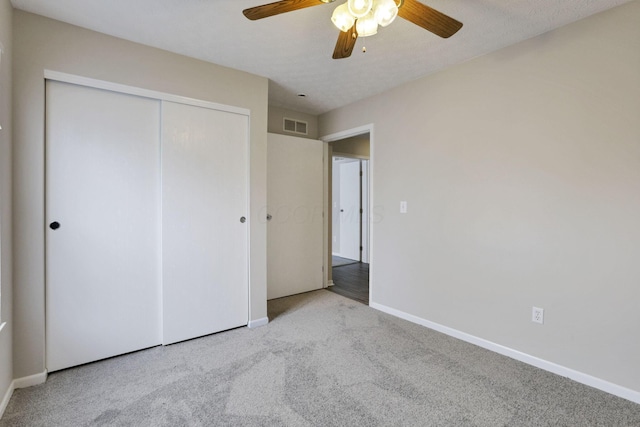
[45, 81, 162, 372]
[162, 101, 249, 345]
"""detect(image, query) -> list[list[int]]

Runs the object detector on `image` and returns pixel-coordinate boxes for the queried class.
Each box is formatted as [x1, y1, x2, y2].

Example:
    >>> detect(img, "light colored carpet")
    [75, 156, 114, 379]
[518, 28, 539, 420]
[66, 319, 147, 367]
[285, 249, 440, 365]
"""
[2, 290, 639, 426]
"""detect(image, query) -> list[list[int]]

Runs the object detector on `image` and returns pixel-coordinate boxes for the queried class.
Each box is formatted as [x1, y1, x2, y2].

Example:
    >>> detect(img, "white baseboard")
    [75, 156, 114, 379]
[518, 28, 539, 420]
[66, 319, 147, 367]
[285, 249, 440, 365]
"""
[370, 302, 640, 405]
[0, 370, 47, 419]
[248, 317, 269, 328]
[14, 371, 47, 389]
[326, 280, 334, 287]
[0, 380, 14, 420]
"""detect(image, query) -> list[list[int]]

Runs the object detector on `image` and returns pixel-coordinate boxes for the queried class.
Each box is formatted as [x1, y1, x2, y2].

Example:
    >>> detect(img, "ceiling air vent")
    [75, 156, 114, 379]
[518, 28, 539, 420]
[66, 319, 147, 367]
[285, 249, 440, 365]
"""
[283, 118, 308, 135]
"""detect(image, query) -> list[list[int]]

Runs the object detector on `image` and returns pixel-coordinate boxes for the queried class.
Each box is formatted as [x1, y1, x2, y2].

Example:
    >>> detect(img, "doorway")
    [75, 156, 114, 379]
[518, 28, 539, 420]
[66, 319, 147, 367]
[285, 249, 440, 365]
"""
[326, 132, 371, 305]
[332, 157, 369, 263]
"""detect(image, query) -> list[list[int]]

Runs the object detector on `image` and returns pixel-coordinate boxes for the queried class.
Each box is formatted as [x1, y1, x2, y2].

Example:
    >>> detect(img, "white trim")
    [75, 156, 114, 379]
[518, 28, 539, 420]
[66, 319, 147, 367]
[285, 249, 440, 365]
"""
[0, 380, 13, 419]
[322, 142, 330, 291]
[44, 70, 250, 117]
[332, 151, 370, 160]
[0, 322, 5, 333]
[1, 371, 48, 419]
[248, 317, 269, 328]
[370, 302, 640, 404]
[13, 371, 48, 389]
[321, 124, 373, 143]
[245, 115, 253, 334]
[326, 280, 335, 287]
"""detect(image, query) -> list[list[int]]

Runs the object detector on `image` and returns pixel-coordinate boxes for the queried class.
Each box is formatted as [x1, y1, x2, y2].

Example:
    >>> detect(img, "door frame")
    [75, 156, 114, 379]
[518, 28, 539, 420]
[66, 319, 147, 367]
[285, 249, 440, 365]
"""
[44, 71, 249, 116]
[321, 124, 374, 304]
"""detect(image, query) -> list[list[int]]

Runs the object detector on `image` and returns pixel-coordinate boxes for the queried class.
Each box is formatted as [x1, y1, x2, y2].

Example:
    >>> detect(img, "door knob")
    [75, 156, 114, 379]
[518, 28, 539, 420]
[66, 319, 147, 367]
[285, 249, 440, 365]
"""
[50, 221, 61, 230]
[240, 216, 246, 223]
[266, 214, 272, 221]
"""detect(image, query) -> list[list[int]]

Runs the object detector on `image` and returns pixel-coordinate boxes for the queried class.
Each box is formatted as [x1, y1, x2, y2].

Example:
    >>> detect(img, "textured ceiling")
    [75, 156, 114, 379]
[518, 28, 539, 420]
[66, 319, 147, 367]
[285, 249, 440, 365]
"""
[10, 0, 632, 115]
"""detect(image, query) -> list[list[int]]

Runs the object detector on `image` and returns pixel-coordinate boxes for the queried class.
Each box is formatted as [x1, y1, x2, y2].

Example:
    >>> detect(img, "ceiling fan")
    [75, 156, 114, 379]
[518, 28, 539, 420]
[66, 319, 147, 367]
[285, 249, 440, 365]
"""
[243, 0, 463, 59]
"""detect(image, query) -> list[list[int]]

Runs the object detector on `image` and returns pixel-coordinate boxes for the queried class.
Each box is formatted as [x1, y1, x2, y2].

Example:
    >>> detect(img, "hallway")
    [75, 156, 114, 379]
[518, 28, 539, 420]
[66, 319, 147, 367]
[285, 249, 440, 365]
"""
[328, 260, 369, 305]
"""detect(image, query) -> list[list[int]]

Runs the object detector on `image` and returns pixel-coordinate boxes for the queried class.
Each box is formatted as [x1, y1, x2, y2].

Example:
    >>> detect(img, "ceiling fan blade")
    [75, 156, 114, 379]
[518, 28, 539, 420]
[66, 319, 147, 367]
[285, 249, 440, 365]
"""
[243, 0, 325, 20]
[398, 0, 463, 38]
[332, 25, 358, 59]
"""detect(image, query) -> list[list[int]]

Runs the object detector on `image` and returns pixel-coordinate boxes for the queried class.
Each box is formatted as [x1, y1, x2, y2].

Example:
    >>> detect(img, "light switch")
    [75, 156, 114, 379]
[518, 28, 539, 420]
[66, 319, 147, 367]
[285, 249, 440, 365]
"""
[400, 201, 407, 214]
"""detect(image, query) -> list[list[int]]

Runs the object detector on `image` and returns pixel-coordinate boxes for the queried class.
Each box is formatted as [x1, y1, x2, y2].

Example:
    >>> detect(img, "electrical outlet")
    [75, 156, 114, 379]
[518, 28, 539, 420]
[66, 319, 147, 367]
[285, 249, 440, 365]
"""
[400, 201, 407, 214]
[532, 307, 544, 324]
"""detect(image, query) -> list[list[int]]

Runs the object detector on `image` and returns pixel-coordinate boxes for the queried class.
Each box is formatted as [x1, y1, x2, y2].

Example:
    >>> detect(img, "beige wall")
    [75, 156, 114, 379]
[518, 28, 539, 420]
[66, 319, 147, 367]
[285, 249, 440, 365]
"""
[332, 136, 370, 158]
[268, 106, 319, 139]
[0, 0, 13, 411]
[320, 1, 640, 395]
[12, 11, 269, 379]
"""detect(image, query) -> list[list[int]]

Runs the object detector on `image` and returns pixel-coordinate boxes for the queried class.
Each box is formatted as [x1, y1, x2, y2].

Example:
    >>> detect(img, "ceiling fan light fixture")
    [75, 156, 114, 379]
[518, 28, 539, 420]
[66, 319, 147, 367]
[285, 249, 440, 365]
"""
[374, 0, 398, 27]
[242, 0, 462, 60]
[355, 10, 378, 37]
[332, 3, 356, 32]
[347, 0, 373, 18]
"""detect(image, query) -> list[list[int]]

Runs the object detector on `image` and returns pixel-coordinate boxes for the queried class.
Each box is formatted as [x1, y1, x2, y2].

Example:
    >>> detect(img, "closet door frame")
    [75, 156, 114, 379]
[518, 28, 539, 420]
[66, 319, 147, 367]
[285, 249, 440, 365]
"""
[44, 70, 252, 352]
[45, 71, 250, 117]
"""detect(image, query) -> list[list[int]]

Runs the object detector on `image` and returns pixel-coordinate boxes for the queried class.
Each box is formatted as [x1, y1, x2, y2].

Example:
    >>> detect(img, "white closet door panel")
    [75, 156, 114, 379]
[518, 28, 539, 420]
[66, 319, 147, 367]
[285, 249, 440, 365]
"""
[267, 133, 324, 300]
[162, 101, 249, 345]
[46, 81, 162, 372]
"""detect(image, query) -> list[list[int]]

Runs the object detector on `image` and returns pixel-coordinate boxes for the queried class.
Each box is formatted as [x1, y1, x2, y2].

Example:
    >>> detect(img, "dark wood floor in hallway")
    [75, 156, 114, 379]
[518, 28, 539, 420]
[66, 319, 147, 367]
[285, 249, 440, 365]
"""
[328, 262, 369, 305]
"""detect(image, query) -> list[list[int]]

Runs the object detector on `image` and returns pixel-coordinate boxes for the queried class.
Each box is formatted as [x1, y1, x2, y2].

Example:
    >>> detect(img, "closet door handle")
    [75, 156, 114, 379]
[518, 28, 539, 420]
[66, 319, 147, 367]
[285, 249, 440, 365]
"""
[50, 221, 61, 230]
[240, 216, 246, 223]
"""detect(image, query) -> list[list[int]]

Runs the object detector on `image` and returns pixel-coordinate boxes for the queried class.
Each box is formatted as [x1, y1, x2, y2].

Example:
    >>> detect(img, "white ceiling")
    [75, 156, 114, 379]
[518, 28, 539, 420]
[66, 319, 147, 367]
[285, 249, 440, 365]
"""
[11, 0, 632, 115]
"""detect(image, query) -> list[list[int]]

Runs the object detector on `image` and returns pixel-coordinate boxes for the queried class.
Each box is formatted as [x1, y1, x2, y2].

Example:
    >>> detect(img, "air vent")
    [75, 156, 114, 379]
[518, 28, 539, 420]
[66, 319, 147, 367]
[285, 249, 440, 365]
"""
[283, 118, 308, 135]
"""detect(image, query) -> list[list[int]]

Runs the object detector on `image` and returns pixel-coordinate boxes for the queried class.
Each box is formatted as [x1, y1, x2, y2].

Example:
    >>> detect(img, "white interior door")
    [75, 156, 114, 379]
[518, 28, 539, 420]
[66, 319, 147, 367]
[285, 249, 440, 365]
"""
[339, 160, 361, 261]
[45, 81, 161, 372]
[267, 133, 323, 300]
[162, 101, 249, 345]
